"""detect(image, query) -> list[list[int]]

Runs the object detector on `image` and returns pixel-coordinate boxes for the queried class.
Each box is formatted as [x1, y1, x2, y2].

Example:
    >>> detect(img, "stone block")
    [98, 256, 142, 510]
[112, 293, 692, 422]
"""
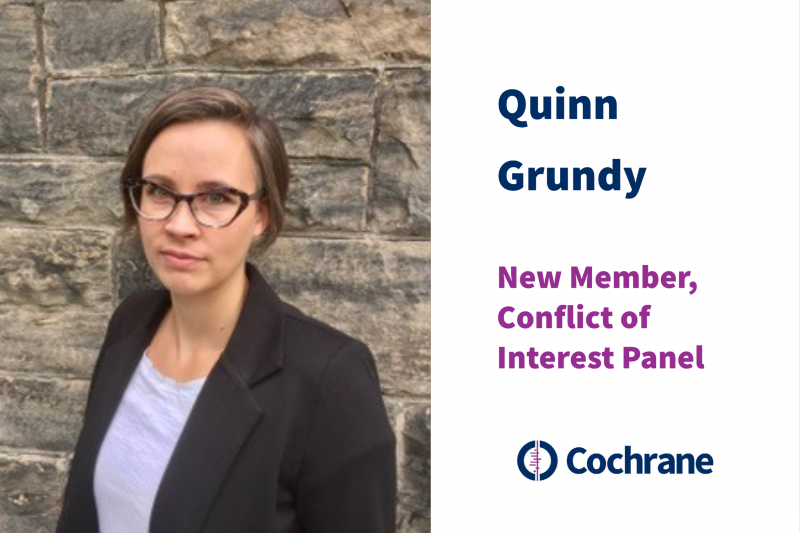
[0, 452, 67, 533]
[0, 228, 114, 377]
[0, 160, 123, 227]
[286, 164, 368, 232]
[0, 375, 88, 451]
[43, 0, 160, 72]
[165, 0, 429, 67]
[0, 6, 36, 73]
[372, 69, 430, 236]
[402, 402, 430, 475]
[0, 4, 35, 154]
[113, 236, 161, 303]
[238, 73, 376, 161]
[48, 72, 376, 160]
[398, 500, 430, 533]
[0, 74, 40, 153]
[397, 401, 430, 533]
[346, 0, 430, 63]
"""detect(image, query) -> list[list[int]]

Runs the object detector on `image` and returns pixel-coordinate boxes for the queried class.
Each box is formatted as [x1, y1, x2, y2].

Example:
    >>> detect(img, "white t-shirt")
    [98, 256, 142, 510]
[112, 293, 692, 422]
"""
[94, 353, 205, 533]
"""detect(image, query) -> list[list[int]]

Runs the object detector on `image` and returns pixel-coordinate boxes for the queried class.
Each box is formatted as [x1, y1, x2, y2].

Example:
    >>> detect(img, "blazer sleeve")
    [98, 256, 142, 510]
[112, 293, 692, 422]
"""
[296, 340, 397, 533]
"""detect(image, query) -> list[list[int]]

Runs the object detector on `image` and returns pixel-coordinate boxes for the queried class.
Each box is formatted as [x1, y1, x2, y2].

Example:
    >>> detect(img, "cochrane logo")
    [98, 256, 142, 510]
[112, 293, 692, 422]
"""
[517, 440, 558, 481]
[517, 442, 713, 480]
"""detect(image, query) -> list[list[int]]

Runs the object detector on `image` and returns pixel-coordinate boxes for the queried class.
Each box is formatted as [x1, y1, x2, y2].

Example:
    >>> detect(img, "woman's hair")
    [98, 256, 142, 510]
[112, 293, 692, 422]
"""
[119, 85, 290, 250]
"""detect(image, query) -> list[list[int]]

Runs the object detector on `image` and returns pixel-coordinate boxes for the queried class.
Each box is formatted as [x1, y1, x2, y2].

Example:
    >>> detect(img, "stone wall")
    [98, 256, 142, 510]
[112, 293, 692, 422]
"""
[0, 2, 430, 532]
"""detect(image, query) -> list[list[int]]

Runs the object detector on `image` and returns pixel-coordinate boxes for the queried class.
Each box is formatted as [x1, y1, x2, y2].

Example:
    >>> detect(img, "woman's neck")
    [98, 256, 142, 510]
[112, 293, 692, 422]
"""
[152, 268, 249, 381]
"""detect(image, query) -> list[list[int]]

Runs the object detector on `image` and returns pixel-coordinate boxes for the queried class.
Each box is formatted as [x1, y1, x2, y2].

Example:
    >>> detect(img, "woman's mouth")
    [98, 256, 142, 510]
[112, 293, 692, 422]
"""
[160, 249, 204, 269]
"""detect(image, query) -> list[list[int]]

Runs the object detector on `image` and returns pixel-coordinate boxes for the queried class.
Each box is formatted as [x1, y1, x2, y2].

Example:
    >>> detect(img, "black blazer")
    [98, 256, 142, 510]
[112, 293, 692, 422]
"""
[56, 264, 396, 533]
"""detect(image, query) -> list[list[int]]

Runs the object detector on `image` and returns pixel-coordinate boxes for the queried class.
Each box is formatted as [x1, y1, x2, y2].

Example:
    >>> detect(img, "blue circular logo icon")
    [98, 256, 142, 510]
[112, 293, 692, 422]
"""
[517, 440, 558, 481]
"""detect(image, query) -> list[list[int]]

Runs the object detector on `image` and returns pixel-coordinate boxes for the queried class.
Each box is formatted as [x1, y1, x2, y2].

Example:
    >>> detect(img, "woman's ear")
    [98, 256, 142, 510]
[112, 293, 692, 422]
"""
[254, 203, 270, 237]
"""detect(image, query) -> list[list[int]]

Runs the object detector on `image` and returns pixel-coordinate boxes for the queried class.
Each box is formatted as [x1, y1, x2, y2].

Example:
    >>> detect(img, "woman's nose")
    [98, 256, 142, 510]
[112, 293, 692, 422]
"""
[164, 199, 201, 237]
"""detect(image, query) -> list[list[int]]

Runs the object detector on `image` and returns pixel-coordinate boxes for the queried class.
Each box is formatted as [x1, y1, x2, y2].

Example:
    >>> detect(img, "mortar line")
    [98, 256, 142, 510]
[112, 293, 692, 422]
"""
[365, 66, 386, 232]
[33, 1, 49, 152]
[158, 0, 167, 66]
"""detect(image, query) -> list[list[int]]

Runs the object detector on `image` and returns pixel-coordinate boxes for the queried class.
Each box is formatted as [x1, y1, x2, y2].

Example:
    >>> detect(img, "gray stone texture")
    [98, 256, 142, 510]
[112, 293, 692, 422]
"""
[0, 1, 429, 530]
[373, 68, 430, 235]
[0, 375, 88, 451]
[48, 72, 377, 160]
[0, 6, 36, 73]
[43, 1, 161, 72]
[0, 453, 66, 533]
[0, 160, 123, 227]
[0, 5, 39, 153]
[0, 228, 114, 377]
[165, 0, 430, 67]
[398, 402, 430, 533]
[0, 75, 40, 153]
[286, 163, 368, 231]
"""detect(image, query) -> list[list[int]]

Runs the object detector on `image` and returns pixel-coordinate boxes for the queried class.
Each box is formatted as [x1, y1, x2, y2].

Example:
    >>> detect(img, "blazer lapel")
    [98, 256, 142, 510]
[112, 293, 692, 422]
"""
[150, 264, 285, 533]
[60, 290, 170, 533]
[81, 290, 171, 455]
[149, 360, 263, 533]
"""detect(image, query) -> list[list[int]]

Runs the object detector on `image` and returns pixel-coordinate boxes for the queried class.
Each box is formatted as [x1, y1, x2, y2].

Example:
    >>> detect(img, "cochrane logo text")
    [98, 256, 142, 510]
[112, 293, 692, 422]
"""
[517, 441, 713, 480]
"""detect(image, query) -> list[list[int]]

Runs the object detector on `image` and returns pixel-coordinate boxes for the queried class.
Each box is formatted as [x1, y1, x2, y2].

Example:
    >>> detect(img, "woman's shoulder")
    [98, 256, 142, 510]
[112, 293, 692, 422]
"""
[277, 299, 376, 377]
[110, 287, 169, 316]
[246, 264, 376, 378]
[114, 287, 168, 313]
[92, 289, 171, 358]
[281, 300, 363, 347]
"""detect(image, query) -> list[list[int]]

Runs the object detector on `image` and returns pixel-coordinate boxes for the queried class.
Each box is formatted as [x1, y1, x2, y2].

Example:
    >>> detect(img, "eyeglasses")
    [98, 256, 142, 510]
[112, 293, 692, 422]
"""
[127, 179, 264, 229]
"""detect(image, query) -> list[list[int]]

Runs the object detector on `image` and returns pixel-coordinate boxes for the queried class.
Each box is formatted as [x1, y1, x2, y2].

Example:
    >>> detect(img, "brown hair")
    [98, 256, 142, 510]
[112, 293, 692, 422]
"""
[120, 85, 289, 250]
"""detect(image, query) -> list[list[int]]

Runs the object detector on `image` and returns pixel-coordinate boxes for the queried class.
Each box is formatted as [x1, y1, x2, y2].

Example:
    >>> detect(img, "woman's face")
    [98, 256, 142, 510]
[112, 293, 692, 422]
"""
[138, 120, 267, 298]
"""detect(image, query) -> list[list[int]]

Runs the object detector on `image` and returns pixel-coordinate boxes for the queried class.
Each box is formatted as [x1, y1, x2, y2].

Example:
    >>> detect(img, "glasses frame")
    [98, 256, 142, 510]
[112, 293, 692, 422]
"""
[127, 178, 264, 229]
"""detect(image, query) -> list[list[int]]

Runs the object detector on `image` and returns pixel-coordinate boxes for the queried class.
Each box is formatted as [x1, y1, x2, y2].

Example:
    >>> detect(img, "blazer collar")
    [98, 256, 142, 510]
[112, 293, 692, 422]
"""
[220, 262, 286, 386]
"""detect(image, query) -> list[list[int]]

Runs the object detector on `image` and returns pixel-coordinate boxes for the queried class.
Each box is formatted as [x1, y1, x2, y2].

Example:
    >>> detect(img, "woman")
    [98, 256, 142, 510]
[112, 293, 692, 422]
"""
[56, 86, 396, 533]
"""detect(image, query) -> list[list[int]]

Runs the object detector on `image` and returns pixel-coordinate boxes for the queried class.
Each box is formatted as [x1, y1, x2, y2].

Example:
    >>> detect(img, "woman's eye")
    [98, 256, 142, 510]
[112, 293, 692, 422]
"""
[145, 184, 171, 199]
[204, 191, 234, 205]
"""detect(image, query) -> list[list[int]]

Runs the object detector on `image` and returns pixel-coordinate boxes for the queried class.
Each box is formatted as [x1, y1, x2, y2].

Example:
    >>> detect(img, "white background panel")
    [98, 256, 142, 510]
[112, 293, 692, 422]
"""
[432, 1, 799, 531]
